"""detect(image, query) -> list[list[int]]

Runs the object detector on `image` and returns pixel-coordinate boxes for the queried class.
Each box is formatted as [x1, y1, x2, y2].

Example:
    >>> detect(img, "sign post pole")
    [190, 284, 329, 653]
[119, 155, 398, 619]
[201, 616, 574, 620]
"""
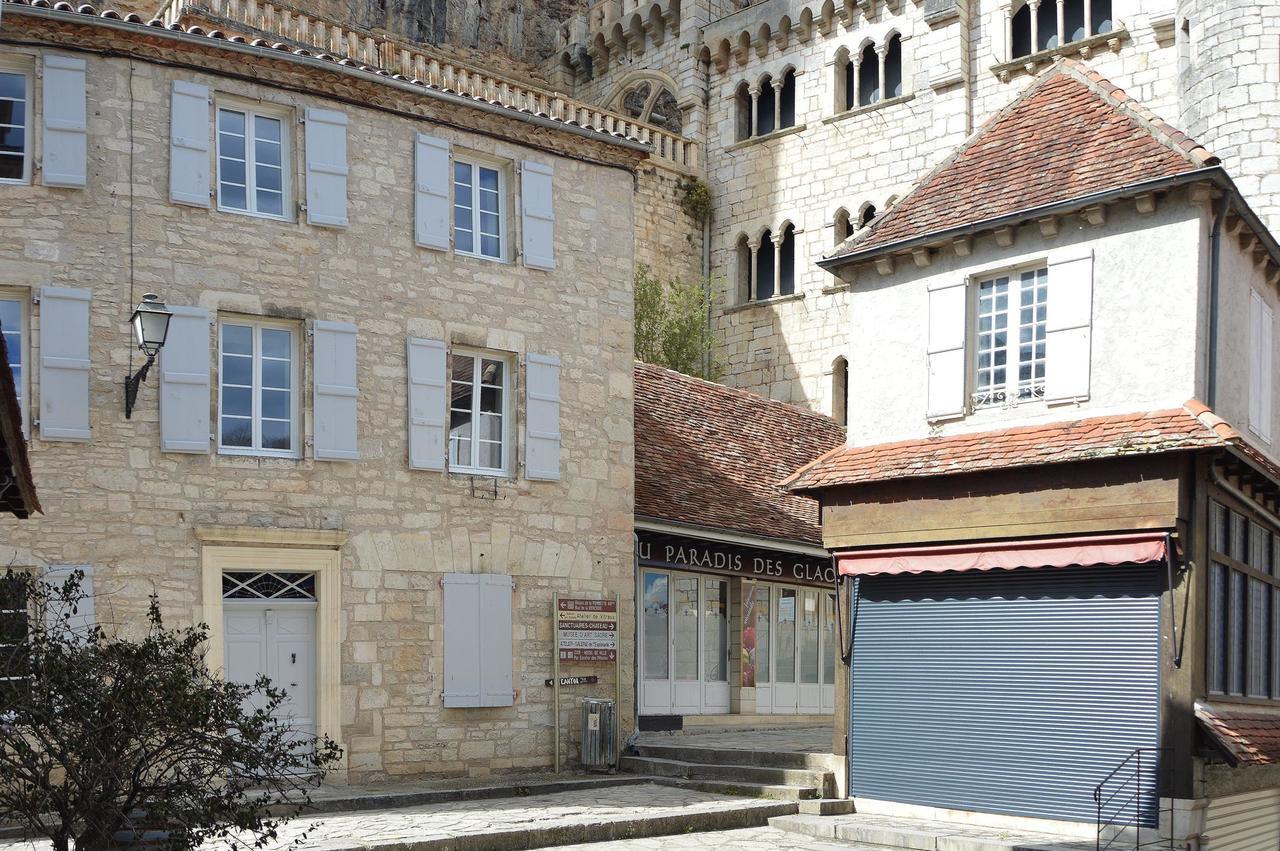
[552, 590, 560, 774]
[614, 592, 621, 769]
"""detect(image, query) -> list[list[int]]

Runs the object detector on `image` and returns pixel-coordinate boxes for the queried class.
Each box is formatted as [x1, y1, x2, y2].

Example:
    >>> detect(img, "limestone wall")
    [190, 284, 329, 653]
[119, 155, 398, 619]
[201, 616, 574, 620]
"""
[0, 36, 636, 783]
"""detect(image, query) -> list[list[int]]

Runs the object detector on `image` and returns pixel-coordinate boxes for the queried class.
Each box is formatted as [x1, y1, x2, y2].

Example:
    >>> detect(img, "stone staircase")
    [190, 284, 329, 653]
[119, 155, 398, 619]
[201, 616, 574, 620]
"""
[621, 739, 840, 800]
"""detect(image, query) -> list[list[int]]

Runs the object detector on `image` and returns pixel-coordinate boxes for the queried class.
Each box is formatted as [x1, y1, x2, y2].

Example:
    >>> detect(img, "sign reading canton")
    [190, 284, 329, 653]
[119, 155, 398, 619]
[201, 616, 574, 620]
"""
[557, 598, 618, 662]
[636, 530, 835, 587]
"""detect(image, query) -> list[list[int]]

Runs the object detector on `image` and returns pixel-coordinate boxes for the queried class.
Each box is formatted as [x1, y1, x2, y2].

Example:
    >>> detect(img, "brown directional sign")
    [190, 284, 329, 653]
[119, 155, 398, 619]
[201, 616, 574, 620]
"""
[556, 598, 617, 662]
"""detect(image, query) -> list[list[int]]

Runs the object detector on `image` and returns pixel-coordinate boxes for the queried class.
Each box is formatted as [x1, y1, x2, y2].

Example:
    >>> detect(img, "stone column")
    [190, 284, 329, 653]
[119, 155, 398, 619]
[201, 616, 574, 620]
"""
[1084, 0, 1092, 39]
[1056, 0, 1065, 46]
[772, 77, 784, 129]
[1004, 4, 1014, 59]
[771, 230, 784, 296]
[748, 86, 760, 137]
[747, 238, 761, 301]
[850, 54, 861, 107]
[876, 44, 887, 103]
[1029, 0, 1040, 51]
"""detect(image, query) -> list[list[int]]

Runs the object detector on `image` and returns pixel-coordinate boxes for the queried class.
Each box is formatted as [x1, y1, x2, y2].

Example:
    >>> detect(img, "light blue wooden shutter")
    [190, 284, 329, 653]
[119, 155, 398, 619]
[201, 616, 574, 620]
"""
[39, 286, 91, 442]
[44, 564, 94, 639]
[304, 108, 348, 227]
[521, 160, 556, 271]
[442, 573, 482, 707]
[1045, 251, 1094, 403]
[169, 80, 210, 207]
[415, 133, 451, 250]
[926, 280, 967, 421]
[407, 337, 446, 470]
[159, 306, 210, 453]
[525, 353, 561, 481]
[41, 55, 88, 188]
[479, 574, 514, 707]
[313, 320, 358, 461]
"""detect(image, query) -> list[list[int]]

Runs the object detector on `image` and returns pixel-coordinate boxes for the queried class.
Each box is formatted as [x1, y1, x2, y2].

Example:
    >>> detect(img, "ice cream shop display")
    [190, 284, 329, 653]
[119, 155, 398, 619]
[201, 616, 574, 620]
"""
[633, 364, 844, 724]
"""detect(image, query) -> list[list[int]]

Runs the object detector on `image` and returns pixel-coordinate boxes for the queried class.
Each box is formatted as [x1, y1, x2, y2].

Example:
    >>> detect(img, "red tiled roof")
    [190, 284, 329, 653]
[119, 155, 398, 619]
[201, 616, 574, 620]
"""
[826, 60, 1218, 264]
[635, 362, 845, 545]
[1197, 703, 1280, 767]
[783, 403, 1235, 493]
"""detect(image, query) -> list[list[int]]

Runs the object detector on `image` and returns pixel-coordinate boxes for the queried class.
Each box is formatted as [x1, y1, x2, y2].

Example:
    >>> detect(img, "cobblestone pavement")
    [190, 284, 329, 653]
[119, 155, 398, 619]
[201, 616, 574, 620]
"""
[559, 826, 871, 849]
[637, 726, 834, 754]
[0, 783, 792, 850]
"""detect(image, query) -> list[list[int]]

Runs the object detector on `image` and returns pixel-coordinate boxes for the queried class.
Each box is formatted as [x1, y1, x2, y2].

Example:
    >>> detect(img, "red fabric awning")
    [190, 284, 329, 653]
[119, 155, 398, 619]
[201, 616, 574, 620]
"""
[836, 532, 1168, 577]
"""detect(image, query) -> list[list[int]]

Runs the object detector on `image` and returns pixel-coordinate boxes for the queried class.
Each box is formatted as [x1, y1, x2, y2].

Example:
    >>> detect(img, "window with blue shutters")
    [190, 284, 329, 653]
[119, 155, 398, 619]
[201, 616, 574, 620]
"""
[216, 102, 290, 220]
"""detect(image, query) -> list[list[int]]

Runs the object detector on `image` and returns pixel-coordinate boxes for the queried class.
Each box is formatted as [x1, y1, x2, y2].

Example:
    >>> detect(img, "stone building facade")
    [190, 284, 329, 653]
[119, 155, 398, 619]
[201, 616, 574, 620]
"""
[0, 2, 644, 782]
[547, 0, 1280, 419]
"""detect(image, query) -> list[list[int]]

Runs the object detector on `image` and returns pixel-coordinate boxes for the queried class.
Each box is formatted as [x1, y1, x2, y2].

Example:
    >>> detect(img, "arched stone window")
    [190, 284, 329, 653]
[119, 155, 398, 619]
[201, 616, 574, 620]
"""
[757, 75, 776, 136]
[831, 356, 848, 427]
[833, 208, 852, 244]
[859, 204, 877, 228]
[779, 68, 797, 129]
[778, 223, 796, 296]
[884, 34, 903, 99]
[617, 81, 684, 134]
[858, 43, 879, 106]
[735, 82, 752, 141]
[736, 234, 753, 302]
[839, 48, 855, 111]
[1011, 0, 1114, 59]
[756, 228, 775, 300]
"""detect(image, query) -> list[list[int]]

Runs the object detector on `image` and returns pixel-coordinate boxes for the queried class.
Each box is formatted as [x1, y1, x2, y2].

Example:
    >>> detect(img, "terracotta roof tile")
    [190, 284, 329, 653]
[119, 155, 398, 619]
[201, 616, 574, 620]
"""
[635, 363, 844, 545]
[1197, 703, 1280, 767]
[826, 60, 1217, 264]
[783, 403, 1237, 492]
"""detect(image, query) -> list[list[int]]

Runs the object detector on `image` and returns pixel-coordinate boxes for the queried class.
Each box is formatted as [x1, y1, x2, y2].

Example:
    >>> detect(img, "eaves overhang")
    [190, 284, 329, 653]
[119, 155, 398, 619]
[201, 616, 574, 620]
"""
[818, 166, 1280, 276]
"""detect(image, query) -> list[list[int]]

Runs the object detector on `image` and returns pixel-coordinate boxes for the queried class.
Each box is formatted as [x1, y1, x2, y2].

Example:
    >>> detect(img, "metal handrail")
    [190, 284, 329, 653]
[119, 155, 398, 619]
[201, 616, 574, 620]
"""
[1093, 747, 1174, 851]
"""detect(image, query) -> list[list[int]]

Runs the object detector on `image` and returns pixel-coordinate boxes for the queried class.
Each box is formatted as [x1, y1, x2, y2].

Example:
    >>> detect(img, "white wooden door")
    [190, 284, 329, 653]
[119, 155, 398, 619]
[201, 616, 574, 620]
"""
[821, 591, 836, 712]
[224, 603, 317, 736]
[797, 588, 822, 713]
[772, 586, 798, 714]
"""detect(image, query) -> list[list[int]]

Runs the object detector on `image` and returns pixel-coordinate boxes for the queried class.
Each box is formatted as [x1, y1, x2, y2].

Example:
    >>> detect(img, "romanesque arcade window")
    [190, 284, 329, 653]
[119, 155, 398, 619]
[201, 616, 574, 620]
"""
[1011, 0, 1114, 60]
[734, 69, 798, 140]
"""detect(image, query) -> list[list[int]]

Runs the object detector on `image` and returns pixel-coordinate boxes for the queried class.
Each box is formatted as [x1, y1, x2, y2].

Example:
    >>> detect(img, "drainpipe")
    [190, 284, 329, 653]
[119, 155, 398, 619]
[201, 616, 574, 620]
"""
[701, 51, 714, 380]
[1207, 193, 1230, 408]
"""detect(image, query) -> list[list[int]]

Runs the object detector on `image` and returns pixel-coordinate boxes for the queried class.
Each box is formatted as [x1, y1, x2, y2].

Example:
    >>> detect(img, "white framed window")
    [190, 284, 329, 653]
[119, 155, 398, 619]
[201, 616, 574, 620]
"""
[453, 158, 506, 261]
[218, 318, 300, 457]
[0, 61, 31, 185]
[0, 293, 27, 430]
[448, 350, 512, 476]
[971, 266, 1048, 409]
[216, 103, 289, 219]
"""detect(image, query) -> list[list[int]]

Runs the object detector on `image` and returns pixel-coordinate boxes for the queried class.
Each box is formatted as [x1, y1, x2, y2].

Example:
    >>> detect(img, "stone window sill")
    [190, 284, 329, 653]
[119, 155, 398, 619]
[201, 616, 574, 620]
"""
[725, 123, 807, 153]
[723, 292, 805, 314]
[822, 92, 916, 126]
[990, 28, 1129, 82]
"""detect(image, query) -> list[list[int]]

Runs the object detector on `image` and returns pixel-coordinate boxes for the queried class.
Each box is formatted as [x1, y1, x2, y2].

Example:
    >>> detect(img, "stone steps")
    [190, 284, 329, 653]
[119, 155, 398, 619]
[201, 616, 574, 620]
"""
[632, 741, 840, 771]
[621, 754, 830, 790]
[657, 776, 822, 801]
[769, 813, 1098, 851]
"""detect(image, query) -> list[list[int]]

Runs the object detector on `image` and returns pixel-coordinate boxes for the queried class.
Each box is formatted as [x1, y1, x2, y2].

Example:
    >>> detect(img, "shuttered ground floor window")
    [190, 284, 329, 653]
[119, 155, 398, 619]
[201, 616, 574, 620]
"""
[1207, 498, 1280, 699]
[850, 564, 1161, 824]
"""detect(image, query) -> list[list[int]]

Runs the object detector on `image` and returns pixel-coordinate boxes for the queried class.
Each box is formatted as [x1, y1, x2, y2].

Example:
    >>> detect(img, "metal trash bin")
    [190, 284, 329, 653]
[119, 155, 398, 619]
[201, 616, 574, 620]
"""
[580, 698, 616, 770]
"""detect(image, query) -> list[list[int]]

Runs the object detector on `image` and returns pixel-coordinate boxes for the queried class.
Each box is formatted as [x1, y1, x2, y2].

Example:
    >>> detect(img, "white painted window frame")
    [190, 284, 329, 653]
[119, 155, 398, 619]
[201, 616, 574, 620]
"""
[447, 348, 514, 478]
[968, 262, 1049, 412]
[0, 289, 28, 434]
[217, 316, 302, 459]
[452, 153, 509, 263]
[214, 97, 292, 221]
[0, 56, 34, 186]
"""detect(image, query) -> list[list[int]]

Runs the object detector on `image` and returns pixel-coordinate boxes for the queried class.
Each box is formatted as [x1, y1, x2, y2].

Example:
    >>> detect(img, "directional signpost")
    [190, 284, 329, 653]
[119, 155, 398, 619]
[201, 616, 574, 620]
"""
[552, 594, 620, 773]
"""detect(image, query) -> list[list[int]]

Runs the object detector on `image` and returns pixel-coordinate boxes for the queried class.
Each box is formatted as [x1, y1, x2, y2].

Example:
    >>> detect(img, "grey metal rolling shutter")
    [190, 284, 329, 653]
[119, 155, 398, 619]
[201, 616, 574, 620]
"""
[850, 565, 1161, 824]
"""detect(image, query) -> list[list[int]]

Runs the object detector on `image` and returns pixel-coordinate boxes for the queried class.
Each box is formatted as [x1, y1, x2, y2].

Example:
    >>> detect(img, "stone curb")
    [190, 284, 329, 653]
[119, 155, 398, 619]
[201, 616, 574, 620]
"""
[353, 800, 800, 851]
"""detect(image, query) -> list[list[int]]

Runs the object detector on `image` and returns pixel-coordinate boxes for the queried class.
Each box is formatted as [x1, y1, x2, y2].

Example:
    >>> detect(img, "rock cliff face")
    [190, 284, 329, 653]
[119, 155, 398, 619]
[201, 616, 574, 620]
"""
[310, 0, 587, 65]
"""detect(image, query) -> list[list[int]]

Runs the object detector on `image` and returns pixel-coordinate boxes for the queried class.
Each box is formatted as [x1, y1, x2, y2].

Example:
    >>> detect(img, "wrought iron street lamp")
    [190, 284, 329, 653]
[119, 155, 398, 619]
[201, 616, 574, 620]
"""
[124, 293, 173, 419]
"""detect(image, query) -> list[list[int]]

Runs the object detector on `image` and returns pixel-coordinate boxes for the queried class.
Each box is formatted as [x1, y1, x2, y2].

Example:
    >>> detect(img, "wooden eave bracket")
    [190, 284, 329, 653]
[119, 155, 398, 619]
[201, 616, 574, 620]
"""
[1082, 205, 1107, 226]
[1135, 192, 1156, 215]
[874, 255, 895, 275]
[994, 226, 1015, 247]
[1036, 216, 1059, 237]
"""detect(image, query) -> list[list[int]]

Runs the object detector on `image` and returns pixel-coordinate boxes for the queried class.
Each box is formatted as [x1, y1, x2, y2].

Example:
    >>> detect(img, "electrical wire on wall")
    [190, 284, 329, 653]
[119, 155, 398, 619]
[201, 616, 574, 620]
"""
[126, 58, 136, 391]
